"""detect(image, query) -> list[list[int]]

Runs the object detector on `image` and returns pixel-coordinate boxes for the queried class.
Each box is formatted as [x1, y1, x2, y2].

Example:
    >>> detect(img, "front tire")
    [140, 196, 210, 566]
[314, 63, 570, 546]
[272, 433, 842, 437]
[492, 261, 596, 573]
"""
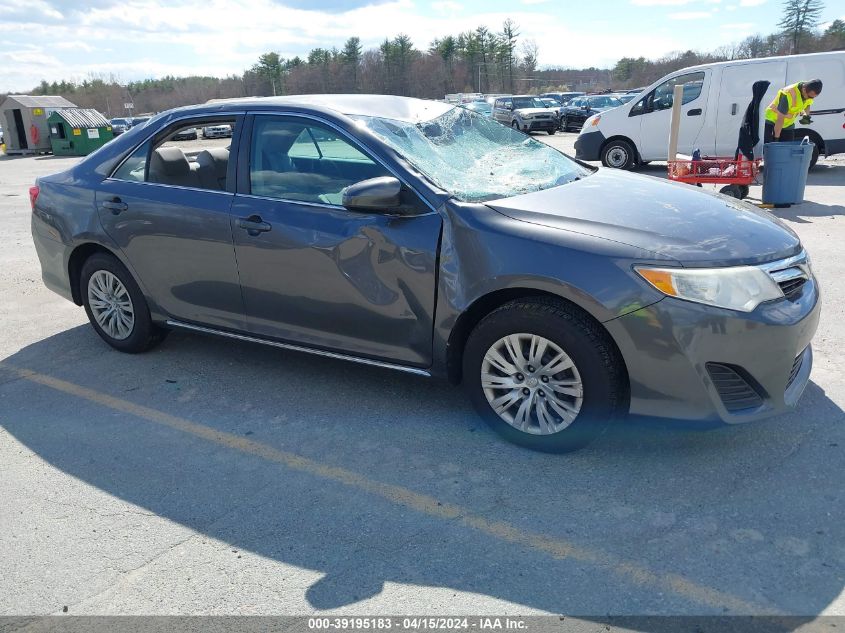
[547, 129, 556, 136]
[81, 253, 165, 353]
[601, 139, 637, 170]
[463, 298, 626, 453]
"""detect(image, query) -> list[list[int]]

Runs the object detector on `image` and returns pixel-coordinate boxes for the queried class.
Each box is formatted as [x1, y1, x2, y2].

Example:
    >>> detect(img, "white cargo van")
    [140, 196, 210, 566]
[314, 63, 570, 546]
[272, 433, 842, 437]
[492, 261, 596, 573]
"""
[574, 51, 845, 169]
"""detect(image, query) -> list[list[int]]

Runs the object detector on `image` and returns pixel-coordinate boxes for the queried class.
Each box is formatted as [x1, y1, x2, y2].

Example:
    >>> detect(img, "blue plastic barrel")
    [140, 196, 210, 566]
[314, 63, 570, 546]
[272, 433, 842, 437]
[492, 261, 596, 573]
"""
[762, 138, 814, 205]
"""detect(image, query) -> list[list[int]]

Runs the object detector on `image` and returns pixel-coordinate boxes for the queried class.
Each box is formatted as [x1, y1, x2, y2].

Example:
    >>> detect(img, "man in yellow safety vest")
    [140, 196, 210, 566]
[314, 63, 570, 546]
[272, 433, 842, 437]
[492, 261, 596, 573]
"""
[764, 79, 823, 143]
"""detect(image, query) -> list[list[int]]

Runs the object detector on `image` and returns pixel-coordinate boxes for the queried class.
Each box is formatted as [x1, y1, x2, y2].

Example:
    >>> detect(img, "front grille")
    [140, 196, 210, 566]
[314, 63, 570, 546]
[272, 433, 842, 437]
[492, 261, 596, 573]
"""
[706, 363, 764, 413]
[778, 277, 806, 299]
[786, 351, 805, 388]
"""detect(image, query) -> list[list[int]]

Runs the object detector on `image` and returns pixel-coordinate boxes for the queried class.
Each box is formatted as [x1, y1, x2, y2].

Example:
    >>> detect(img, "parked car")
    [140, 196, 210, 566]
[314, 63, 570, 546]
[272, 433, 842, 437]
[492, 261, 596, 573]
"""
[30, 95, 819, 453]
[462, 100, 493, 117]
[492, 95, 557, 134]
[110, 118, 132, 136]
[612, 93, 639, 105]
[540, 92, 586, 106]
[131, 116, 151, 129]
[203, 124, 232, 138]
[575, 51, 845, 170]
[560, 95, 624, 132]
[172, 127, 198, 141]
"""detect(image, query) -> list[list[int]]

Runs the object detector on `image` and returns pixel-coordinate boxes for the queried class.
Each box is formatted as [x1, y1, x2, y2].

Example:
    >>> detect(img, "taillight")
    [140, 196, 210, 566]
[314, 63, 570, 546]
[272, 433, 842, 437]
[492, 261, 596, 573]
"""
[29, 185, 39, 212]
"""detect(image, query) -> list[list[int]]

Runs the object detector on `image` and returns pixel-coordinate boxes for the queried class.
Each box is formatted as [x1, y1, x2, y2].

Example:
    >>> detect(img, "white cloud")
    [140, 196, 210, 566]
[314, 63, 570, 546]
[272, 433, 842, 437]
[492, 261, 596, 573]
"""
[739, 0, 767, 6]
[632, 0, 720, 5]
[430, 1, 462, 13]
[669, 11, 715, 19]
[521, 0, 551, 4]
[0, 0, 686, 91]
[0, 0, 63, 21]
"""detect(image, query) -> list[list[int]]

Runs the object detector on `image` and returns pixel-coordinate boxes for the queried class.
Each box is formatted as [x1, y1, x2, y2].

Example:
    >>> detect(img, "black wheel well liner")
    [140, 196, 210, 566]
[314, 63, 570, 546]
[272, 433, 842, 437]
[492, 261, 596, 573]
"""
[600, 135, 640, 162]
[67, 243, 118, 305]
[445, 289, 630, 395]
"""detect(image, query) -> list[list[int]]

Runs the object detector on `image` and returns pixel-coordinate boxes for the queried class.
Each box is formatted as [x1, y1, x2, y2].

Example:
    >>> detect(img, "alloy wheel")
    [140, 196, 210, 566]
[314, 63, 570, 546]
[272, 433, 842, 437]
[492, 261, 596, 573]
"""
[481, 333, 583, 435]
[87, 270, 135, 340]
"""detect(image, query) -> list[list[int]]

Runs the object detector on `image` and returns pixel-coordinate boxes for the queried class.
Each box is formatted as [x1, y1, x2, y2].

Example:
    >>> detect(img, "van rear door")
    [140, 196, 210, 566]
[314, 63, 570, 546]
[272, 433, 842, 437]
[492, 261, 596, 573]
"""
[714, 61, 785, 157]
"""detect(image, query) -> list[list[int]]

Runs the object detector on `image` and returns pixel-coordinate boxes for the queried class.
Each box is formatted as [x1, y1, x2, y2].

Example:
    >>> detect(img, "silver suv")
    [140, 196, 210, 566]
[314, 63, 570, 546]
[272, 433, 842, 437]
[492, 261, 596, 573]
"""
[493, 95, 557, 135]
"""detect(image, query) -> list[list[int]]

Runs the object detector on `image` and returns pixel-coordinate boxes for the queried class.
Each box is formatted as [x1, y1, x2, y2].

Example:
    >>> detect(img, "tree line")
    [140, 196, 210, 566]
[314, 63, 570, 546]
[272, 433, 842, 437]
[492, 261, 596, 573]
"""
[5, 1, 842, 118]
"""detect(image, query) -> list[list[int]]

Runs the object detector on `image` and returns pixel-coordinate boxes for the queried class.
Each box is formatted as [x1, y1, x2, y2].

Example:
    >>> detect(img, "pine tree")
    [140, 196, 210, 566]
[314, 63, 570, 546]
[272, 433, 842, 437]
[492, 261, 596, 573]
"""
[778, 0, 825, 54]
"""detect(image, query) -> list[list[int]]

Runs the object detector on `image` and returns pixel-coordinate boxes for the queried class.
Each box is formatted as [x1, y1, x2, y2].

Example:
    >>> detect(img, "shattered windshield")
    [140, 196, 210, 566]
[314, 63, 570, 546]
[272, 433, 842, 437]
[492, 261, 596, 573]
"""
[357, 107, 590, 203]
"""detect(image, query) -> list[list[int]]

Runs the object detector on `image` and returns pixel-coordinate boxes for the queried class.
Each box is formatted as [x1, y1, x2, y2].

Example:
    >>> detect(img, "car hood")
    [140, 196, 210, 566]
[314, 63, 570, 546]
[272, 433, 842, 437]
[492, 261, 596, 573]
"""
[484, 169, 801, 266]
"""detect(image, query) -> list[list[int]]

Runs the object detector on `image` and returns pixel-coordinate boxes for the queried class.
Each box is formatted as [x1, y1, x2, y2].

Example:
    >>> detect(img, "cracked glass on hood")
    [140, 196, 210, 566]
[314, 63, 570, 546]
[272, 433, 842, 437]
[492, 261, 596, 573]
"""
[356, 107, 590, 203]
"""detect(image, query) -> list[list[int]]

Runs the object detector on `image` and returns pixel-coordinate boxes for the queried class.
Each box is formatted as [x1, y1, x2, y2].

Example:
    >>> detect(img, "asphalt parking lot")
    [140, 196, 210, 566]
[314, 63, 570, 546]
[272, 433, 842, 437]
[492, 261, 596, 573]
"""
[1, 133, 844, 618]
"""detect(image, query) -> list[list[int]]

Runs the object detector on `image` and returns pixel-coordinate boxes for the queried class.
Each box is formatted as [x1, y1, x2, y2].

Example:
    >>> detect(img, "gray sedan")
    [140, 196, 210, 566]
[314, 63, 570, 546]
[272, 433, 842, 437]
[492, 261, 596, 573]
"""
[30, 95, 819, 452]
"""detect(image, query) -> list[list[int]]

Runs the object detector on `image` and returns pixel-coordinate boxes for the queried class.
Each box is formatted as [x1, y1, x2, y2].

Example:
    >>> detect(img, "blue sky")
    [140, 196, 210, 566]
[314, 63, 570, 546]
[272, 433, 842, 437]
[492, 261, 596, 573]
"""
[1, 0, 842, 92]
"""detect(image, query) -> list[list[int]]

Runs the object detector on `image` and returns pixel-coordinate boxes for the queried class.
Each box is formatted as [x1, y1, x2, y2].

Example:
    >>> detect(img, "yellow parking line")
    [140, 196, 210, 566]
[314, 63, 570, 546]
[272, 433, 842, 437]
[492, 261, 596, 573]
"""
[2, 363, 771, 614]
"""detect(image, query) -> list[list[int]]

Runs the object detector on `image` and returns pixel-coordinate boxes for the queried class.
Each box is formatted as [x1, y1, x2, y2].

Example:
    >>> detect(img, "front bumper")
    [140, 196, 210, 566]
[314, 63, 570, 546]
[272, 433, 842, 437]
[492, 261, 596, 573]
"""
[522, 119, 557, 132]
[604, 277, 820, 424]
[574, 129, 605, 161]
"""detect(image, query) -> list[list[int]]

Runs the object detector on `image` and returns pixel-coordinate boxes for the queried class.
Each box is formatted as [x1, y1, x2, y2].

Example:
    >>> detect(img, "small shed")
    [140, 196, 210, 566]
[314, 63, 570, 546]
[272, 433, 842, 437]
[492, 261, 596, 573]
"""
[0, 95, 76, 154]
[48, 108, 114, 156]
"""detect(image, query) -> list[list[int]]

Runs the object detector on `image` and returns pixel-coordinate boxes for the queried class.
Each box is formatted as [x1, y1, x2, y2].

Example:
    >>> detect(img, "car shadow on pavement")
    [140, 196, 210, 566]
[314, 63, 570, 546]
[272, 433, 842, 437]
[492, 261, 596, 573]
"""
[2, 324, 844, 618]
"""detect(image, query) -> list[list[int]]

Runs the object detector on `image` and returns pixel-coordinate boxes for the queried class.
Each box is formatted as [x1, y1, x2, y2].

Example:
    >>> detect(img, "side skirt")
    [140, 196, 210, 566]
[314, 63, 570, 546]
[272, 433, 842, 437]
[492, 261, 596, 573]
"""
[165, 319, 432, 377]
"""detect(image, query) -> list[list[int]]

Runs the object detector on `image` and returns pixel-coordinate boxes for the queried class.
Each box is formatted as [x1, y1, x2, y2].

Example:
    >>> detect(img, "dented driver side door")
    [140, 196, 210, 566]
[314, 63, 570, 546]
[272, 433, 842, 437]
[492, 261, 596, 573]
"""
[230, 113, 442, 367]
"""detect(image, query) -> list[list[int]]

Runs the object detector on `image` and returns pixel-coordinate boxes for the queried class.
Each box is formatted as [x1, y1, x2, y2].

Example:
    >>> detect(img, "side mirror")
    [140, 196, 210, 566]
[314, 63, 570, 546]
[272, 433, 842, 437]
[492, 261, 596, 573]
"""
[582, 104, 591, 111]
[342, 176, 402, 211]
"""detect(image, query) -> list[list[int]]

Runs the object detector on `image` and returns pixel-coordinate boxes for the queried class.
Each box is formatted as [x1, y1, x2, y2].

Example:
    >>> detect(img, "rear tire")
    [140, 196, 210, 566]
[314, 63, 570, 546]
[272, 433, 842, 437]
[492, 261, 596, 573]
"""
[561, 116, 569, 132]
[463, 297, 626, 453]
[601, 139, 637, 170]
[80, 253, 165, 354]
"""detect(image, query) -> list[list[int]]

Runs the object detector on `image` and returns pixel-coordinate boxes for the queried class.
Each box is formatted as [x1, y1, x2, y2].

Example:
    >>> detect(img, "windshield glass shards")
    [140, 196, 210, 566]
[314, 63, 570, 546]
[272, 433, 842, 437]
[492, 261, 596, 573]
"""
[358, 107, 590, 202]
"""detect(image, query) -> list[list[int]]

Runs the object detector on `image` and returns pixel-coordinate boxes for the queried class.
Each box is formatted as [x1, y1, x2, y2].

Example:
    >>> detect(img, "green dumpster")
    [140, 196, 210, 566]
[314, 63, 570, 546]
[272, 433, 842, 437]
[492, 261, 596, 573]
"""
[48, 108, 113, 156]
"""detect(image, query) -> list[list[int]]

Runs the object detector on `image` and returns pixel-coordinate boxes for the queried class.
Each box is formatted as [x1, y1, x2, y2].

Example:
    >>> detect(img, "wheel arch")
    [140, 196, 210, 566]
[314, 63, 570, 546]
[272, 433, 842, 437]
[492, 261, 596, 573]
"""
[794, 128, 825, 152]
[67, 242, 122, 306]
[445, 288, 630, 400]
[600, 135, 641, 163]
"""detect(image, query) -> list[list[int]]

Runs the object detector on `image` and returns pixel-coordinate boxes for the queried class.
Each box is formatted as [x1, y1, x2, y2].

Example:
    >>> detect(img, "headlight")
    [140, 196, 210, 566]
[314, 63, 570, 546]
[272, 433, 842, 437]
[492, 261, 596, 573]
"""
[635, 266, 783, 312]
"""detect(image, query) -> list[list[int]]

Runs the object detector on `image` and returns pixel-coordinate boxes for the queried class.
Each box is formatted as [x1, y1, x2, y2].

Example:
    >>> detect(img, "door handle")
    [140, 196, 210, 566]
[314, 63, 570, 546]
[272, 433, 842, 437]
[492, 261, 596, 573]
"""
[238, 214, 272, 235]
[731, 103, 738, 116]
[687, 108, 702, 116]
[101, 198, 128, 214]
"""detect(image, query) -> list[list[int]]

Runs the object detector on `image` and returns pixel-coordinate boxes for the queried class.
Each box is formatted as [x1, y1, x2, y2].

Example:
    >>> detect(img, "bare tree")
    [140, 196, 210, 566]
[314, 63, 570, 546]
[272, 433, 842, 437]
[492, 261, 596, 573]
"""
[520, 39, 538, 77]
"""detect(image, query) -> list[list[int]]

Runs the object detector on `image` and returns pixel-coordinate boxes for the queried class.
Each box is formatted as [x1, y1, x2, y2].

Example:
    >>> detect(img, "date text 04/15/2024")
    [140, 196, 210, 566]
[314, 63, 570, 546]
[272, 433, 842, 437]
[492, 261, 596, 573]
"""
[307, 618, 528, 630]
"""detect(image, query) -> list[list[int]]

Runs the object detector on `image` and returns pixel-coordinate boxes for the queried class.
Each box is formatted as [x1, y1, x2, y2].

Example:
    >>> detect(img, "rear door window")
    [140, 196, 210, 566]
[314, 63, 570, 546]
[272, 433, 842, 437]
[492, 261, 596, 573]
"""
[110, 118, 237, 191]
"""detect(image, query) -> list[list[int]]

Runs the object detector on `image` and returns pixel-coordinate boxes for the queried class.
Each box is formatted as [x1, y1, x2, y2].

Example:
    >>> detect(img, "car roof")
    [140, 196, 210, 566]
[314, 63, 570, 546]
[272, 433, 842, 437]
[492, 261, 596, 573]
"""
[171, 94, 455, 124]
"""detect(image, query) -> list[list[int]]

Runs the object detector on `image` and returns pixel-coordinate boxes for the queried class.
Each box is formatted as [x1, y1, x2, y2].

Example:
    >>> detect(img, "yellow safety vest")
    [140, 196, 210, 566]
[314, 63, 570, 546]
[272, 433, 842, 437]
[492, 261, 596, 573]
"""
[765, 82, 813, 127]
